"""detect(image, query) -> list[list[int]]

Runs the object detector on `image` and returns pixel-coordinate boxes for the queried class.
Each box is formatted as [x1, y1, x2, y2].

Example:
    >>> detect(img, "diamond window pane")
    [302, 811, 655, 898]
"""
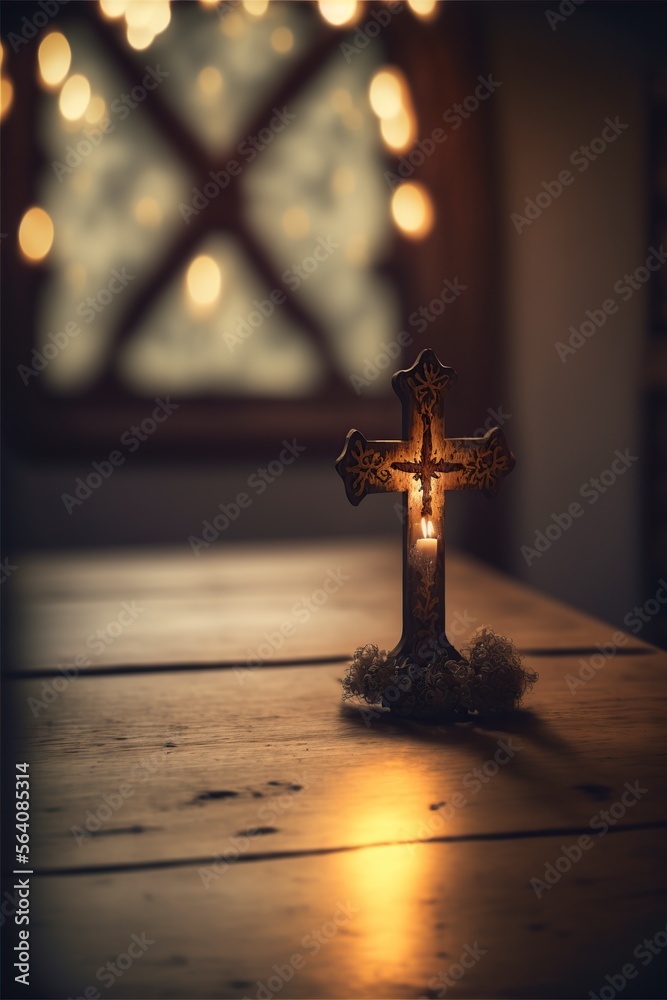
[37, 3, 399, 398]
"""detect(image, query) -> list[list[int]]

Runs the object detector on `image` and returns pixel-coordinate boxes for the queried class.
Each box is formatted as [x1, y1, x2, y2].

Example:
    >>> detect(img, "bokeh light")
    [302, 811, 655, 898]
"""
[38, 33, 72, 89]
[242, 0, 269, 16]
[282, 206, 310, 240]
[369, 67, 417, 152]
[19, 207, 55, 262]
[197, 66, 223, 98]
[391, 183, 435, 239]
[407, 0, 438, 19]
[186, 255, 222, 308]
[124, 0, 155, 28]
[147, 0, 171, 33]
[318, 1, 358, 27]
[126, 23, 156, 50]
[134, 196, 162, 227]
[369, 70, 403, 120]
[99, 0, 128, 17]
[59, 74, 91, 121]
[380, 109, 415, 152]
[271, 27, 293, 54]
[1, 77, 13, 121]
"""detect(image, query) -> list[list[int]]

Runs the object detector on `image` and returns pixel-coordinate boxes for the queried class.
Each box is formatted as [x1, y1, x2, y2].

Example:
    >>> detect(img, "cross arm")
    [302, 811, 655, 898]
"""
[335, 430, 412, 506]
[444, 427, 516, 498]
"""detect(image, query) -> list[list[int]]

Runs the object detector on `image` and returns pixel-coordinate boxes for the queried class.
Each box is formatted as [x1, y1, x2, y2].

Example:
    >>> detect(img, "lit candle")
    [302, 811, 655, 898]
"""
[416, 516, 437, 560]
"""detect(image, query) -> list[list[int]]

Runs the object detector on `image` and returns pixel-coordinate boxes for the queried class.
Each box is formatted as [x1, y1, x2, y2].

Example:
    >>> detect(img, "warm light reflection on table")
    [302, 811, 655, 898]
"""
[334, 763, 434, 977]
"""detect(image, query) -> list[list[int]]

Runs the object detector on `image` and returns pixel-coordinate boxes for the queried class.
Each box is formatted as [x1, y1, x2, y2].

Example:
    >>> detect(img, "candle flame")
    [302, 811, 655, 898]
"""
[421, 518, 434, 538]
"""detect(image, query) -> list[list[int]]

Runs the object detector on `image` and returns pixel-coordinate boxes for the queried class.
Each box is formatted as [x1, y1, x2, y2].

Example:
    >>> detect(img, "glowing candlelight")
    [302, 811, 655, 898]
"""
[416, 517, 437, 560]
[337, 349, 516, 668]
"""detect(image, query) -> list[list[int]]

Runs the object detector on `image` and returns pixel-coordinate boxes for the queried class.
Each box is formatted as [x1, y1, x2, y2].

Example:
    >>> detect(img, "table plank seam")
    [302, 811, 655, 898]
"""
[4, 646, 658, 679]
[27, 818, 667, 878]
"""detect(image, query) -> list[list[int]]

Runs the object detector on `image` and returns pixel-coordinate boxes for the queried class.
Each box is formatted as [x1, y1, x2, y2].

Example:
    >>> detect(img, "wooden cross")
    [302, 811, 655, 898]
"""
[336, 348, 515, 665]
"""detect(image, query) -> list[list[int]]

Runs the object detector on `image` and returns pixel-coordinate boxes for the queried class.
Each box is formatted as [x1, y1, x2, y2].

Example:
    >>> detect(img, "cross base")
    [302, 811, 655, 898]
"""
[391, 630, 462, 668]
[343, 627, 538, 721]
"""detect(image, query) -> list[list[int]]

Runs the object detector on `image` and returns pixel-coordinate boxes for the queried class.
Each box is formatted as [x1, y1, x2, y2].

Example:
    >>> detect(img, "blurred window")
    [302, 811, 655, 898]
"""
[36, 3, 399, 401]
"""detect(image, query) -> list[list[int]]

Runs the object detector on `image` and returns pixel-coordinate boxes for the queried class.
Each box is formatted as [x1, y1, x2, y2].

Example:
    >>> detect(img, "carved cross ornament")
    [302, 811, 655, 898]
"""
[336, 349, 515, 665]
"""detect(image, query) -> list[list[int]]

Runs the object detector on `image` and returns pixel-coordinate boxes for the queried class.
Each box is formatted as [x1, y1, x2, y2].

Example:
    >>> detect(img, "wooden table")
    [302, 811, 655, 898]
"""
[7, 539, 667, 999]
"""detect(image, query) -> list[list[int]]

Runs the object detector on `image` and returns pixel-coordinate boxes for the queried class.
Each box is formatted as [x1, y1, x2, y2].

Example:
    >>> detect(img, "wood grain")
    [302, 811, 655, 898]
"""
[9, 541, 667, 1000]
[15, 647, 666, 872]
[29, 830, 667, 999]
[10, 540, 653, 673]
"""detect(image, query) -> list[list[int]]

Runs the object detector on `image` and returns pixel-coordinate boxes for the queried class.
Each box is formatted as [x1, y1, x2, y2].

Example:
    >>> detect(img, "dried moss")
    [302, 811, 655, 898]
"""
[342, 626, 537, 719]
